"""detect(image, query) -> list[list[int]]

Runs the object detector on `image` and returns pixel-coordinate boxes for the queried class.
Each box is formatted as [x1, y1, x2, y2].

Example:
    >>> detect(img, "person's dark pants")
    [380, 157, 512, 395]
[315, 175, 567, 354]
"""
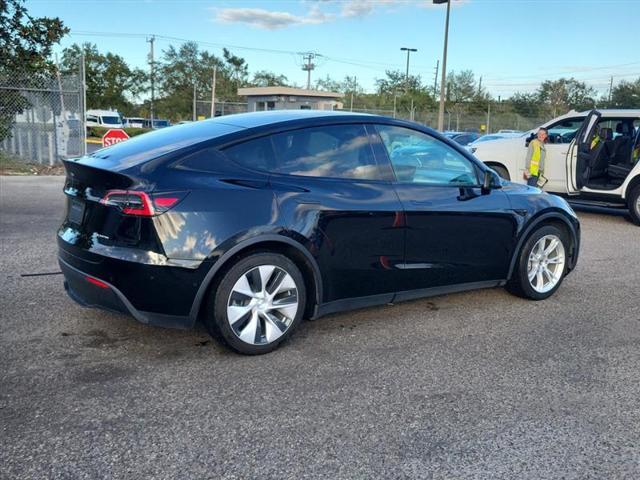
[527, 175, 539, 187]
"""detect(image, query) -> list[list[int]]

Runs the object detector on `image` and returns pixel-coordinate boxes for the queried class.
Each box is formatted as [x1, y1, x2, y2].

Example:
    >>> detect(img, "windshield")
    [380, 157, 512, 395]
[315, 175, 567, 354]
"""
[101, 116, 121, 125]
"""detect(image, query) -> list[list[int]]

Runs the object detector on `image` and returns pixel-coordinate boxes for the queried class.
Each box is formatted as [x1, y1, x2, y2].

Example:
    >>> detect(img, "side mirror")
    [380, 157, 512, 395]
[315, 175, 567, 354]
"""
[482, 169, 501, 194]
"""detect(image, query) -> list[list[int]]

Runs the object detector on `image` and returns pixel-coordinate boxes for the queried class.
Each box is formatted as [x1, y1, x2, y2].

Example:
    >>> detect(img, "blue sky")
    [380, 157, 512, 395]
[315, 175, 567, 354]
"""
[28, 0, 640, 97]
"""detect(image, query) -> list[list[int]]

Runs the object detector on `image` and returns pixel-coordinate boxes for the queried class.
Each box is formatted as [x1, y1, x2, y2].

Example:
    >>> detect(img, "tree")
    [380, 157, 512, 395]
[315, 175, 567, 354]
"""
[537, 78, 596, 116]
[251, 71, 289, 87]
[445, 70, 485, 130]
[0, 0, 68, 76]
[508, 92, 542, 118]
[0, 0, 68, 140]
[60, 43, 147, 114]
[609, 78, 640, 108]
[158, 42, 250, 120]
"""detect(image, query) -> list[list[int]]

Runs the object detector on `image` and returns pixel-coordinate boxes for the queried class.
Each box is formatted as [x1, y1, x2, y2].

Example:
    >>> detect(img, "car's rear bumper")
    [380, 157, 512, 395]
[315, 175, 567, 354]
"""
[59, 255, 196, 330]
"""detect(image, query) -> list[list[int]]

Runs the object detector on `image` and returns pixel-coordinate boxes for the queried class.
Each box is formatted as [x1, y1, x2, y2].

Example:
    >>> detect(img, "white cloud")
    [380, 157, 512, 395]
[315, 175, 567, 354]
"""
[214, 1, 470, 30]
[215, 5, 334, 30]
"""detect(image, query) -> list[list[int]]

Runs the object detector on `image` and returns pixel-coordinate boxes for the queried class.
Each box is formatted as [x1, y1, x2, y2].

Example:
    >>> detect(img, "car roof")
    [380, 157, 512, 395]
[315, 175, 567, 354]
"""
[209, 109, 375, 129]
[87, 109, 120, 116]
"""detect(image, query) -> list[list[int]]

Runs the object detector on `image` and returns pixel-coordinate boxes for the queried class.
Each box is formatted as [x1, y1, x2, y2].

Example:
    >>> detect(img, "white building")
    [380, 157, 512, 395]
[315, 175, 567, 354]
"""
[238, 87, 343, 112]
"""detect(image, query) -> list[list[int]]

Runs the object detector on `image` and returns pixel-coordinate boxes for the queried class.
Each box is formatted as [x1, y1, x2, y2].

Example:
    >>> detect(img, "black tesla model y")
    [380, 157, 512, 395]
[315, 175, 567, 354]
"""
[58, 111, 580, 354]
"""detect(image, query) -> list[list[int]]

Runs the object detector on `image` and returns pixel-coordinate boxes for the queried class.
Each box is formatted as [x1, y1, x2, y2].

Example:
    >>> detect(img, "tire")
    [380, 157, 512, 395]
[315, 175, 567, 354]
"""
[627, 184, 640, 226]
[204, 252, 306, 355]
[506, 225, 569, 300]
[491, 165, 510, 180]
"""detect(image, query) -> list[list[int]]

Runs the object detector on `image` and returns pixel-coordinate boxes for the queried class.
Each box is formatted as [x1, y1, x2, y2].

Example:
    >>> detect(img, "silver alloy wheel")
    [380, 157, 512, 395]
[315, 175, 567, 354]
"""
[527, 234, 566, 293]
[227, 265, 299, 345]
[635, 194, 640, 215]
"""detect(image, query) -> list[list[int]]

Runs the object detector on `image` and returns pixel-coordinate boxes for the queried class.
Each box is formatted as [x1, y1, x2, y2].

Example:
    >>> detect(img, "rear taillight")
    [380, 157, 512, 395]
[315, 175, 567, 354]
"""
[85, 276, 109, 289]
[100, 190, 187, 216]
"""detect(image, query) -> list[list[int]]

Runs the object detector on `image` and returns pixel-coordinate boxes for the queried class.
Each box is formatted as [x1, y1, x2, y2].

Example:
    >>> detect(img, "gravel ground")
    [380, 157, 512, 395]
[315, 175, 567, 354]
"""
[1, 176, 639, 479]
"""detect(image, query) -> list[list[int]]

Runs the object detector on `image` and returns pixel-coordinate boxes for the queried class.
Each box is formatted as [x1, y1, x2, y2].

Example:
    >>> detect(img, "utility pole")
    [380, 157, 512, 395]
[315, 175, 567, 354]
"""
[435, 0, 451, 132]
[350, 77, 356, 112]
[393, 92, 397, 118]
[80, 51, 87, 154]
[608, 76, 614, 104]
[301, 52, 316, 90]
[147, 35, 155, 124]
[486, 100, 491, 134]
[400, 47, 417, 93]
[211, 65, 217, 118]
[433, 60, 439, 97]
[192, 83, 197, 121]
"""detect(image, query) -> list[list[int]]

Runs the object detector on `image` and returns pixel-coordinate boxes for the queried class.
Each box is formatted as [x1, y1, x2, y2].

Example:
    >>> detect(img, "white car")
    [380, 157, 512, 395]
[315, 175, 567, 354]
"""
[123, 117, 146, 128]
[86, 109, 124, 128]
[472, 109, 640, 225]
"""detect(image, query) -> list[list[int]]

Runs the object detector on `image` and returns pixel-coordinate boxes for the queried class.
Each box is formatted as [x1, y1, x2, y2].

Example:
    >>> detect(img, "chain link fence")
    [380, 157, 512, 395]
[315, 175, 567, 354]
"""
[195, 100, 248, 120]
[0, 71, 85, 165]
[349, 104, 548, 133]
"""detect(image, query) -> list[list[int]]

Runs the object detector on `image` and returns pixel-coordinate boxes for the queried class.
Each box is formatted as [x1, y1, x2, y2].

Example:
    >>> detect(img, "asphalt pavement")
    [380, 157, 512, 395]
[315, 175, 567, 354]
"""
[1, 176, 639, 479]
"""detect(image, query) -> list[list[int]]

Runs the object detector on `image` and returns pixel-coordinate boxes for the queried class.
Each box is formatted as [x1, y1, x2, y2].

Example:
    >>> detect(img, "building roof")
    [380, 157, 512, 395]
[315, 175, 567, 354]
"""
[237, 86, 343, 98]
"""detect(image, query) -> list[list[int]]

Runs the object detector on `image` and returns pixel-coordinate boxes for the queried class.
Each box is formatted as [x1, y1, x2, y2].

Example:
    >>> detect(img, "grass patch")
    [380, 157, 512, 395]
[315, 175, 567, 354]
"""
[0, 150, 64, 176]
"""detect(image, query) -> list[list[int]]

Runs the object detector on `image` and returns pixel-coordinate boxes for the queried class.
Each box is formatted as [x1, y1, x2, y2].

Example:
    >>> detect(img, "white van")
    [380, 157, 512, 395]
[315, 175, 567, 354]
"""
[86, 109, 124, 128]
[472, 109, 640, 225]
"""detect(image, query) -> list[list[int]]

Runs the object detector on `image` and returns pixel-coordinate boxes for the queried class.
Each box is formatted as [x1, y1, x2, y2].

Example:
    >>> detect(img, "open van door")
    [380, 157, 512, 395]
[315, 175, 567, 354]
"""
[568, 110, 601, 192]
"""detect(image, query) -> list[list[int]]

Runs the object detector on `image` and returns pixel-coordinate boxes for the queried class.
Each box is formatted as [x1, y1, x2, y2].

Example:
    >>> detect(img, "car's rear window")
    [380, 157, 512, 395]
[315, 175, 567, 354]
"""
[78, 120, 242, 171]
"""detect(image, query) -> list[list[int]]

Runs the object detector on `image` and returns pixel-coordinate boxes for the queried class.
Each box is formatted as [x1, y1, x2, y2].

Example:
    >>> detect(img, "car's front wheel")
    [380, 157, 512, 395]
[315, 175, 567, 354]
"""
[506, 225, 569, 300]
[205, 252, 306, 355]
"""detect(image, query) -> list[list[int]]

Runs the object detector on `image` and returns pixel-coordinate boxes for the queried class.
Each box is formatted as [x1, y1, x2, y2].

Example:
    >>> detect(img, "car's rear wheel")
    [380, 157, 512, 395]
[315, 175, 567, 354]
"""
[506, 225, 569, 300]
[628, 184, 640, 226]
[205, 252, 306, 355]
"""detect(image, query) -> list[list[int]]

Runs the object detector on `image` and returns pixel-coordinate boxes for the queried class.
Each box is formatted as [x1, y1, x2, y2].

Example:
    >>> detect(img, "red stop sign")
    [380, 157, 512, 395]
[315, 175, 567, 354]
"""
[102, 129, 130, 147]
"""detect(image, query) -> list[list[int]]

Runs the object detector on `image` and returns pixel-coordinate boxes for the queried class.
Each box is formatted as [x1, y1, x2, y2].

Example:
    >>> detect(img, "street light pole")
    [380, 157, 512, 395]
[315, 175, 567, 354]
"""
[400, 47, 417, 93]
[434, 0, 451, 131]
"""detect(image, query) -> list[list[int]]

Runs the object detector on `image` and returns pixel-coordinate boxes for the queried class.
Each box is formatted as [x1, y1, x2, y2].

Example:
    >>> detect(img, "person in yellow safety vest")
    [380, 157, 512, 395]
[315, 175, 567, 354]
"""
[524, 127, 548, 187]
[591, 128, 601, 150]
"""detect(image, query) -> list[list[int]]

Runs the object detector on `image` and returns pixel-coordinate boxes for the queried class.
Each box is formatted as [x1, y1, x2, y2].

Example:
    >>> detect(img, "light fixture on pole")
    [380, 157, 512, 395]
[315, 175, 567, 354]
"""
[434, 0, 451, 131]
[400, 47, 417, 93]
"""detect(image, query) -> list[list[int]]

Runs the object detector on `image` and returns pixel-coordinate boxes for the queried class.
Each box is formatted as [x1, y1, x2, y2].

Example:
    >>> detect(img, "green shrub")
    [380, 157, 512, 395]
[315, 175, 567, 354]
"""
[86, 126, 152, 139]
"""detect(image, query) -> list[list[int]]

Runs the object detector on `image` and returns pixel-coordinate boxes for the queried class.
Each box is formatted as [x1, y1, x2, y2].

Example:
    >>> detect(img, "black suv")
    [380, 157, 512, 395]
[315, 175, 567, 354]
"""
[58, 111, 580, 354]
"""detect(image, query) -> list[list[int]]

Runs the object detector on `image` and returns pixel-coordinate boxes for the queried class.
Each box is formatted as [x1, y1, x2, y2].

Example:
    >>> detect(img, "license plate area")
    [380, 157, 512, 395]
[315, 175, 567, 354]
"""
[68, 198, 86, 225]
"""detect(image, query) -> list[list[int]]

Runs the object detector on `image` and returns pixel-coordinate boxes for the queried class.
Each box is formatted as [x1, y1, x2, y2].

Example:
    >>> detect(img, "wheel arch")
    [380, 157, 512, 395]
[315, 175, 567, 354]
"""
[484, 161, 511, 180]
[623, 173, 640, 201]
[507, 211, 580, 280]
[189, 234, 323, 323]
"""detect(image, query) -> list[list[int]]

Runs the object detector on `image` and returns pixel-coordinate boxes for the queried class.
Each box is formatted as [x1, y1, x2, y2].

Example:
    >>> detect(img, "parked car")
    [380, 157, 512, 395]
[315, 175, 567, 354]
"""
[497, 129, 523, 134]
[472, 109, 640, 224]
[142, 119, 171, 129]
[86, 109, 124, 128]
[443, 131, 481, 146]
[123, 117, 146, 128]
[58, 111, 581, 354]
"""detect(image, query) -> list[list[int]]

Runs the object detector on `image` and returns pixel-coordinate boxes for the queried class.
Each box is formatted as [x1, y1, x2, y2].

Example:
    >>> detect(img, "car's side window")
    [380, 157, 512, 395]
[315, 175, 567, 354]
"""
[546, 118, 584, 144]
[222, 135, 274, 172]
[375, 125, 479, 186]
[175, 147, 224, 172]
[270, 124, 383, 180]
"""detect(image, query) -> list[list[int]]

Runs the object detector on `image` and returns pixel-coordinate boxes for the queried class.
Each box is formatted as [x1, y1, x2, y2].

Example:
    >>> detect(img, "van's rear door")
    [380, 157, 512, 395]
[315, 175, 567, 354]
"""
[569, 110, 601, 192]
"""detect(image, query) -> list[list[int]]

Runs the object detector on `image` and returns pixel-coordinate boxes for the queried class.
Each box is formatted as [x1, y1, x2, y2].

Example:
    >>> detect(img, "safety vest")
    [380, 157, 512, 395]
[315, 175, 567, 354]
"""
[591, 135, 600, 150]
[530, 139, 543, 176]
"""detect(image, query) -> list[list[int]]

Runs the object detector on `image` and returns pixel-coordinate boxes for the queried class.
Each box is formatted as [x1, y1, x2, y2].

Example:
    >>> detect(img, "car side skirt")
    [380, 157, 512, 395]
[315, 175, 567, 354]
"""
[314, 280, 505, 318]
